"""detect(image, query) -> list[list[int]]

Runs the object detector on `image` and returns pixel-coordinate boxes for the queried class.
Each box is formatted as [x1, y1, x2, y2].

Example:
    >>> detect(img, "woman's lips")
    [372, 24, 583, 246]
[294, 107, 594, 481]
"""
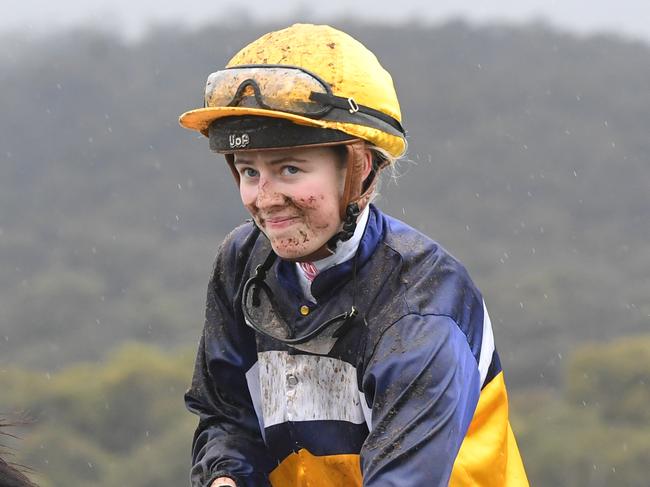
[264, 215, 299, 229]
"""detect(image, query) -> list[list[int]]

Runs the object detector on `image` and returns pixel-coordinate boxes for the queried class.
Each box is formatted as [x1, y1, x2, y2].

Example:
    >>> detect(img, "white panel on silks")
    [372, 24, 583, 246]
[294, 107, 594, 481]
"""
[249, 350, 368, 429]
[478, 300, 496, 387]
[245, 361, 266, 440]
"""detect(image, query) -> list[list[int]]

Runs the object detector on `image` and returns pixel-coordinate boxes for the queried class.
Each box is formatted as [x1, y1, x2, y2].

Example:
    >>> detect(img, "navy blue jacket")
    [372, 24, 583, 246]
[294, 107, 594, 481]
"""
[185, 205, 527, 487]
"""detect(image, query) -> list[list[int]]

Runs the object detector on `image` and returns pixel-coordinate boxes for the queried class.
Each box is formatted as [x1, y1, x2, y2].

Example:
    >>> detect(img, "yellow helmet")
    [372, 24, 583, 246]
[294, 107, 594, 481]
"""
[178, 23, 406, 158]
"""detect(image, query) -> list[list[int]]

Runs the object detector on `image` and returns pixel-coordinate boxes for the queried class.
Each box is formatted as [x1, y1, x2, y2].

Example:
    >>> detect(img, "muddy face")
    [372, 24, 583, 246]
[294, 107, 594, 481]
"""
[233, 146, 345, 261]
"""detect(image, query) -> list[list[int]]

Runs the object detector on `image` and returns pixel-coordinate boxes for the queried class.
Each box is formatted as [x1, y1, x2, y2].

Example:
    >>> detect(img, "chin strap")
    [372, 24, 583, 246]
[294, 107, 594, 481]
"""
[326, 202, 360, 252]
[325, 140, 387, 253]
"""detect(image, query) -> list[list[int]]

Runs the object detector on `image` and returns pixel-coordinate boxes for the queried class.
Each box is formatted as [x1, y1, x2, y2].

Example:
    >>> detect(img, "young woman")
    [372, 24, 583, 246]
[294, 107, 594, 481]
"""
[180, 23, 528, 487]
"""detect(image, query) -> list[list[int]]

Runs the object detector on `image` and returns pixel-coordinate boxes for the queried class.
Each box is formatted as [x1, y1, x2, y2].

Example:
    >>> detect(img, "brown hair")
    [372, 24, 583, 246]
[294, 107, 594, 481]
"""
[0, 419, 38, 487]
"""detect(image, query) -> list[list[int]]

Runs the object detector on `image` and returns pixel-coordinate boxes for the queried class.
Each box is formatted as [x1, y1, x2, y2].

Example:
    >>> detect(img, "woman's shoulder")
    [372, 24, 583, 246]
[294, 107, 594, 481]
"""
[375, 210, 482, 323]
[209, 220, 268, 283]
[215, 220, 270, 258]
[377, 211, 468, 274]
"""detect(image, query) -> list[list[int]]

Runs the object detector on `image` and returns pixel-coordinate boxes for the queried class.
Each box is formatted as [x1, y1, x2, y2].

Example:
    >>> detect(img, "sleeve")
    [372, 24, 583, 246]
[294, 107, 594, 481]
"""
[184, 252, 274, 487]
[360, 313, 481, 487]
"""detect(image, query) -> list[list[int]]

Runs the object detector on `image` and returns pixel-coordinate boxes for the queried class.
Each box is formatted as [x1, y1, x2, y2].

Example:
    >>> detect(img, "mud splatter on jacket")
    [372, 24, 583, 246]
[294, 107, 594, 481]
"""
[185, 205, 528, 486]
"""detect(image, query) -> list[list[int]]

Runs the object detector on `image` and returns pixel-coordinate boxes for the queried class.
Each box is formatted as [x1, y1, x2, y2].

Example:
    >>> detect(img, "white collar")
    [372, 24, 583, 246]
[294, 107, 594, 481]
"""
[295, 205, 370, 301]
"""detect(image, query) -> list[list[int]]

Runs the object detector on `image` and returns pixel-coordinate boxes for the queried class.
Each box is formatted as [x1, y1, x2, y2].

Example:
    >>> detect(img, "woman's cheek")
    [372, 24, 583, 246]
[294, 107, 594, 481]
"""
[239, 185, 257, 211]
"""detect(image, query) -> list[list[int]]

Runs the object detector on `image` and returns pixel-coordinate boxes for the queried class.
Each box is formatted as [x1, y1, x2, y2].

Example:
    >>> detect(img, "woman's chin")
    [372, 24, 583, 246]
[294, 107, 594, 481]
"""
[269, 237, 329, 261]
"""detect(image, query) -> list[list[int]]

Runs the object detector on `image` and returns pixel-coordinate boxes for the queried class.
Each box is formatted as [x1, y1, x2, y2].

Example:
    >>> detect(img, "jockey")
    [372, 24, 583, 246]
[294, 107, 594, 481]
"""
[179, 23, 528, 487]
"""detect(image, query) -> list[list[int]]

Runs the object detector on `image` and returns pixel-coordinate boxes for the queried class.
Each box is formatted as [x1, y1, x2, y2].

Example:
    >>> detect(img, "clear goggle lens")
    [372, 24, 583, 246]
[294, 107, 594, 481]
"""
[204, 66, 331, 116]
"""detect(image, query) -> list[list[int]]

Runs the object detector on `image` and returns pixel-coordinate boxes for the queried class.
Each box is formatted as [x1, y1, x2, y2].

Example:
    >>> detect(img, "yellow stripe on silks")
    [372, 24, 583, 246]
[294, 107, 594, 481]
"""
[269, 449, 362, 487]
[450, 371, 529, 487]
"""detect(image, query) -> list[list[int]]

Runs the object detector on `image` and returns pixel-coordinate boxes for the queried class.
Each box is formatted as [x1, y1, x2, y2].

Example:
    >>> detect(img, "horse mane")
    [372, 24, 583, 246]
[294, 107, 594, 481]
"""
[0, 418, 38, 487]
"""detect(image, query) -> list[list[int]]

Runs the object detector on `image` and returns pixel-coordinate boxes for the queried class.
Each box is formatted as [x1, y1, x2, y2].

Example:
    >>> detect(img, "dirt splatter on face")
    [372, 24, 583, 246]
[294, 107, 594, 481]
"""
[234, 146, 346, 261]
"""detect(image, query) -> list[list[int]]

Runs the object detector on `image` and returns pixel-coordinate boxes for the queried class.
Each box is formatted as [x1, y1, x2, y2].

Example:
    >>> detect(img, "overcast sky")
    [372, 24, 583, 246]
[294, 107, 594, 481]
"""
[4, 0, 650, 44]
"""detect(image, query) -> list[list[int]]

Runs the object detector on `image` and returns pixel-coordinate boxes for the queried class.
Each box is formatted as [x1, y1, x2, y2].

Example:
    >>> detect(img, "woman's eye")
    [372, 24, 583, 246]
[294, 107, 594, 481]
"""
[242, 168, 258, 178]
[282, 166, 300, 175]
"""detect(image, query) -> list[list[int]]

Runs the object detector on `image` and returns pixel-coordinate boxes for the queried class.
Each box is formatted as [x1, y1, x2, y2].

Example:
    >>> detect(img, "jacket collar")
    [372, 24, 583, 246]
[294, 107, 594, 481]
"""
[276, 204, 385, 302]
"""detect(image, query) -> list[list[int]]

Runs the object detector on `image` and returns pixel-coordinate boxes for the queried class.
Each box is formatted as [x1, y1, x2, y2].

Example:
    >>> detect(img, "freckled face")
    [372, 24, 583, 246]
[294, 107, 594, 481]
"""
[233, 146, 345, 261]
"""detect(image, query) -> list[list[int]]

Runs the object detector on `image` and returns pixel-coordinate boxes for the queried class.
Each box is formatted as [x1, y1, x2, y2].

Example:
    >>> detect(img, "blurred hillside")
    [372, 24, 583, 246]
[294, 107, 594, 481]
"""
[1, 20, 650, 486]
[1, 20, 648, 385]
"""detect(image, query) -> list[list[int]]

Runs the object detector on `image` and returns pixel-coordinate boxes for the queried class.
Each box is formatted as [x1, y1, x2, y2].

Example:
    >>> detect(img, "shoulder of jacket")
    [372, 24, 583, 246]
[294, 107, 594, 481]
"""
[209, 221, 268, 286]
[368, 213, 483, 336]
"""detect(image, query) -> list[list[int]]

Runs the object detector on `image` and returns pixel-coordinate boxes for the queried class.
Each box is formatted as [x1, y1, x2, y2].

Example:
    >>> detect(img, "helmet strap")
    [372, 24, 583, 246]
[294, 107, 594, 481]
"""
[325, 140, 385, 253]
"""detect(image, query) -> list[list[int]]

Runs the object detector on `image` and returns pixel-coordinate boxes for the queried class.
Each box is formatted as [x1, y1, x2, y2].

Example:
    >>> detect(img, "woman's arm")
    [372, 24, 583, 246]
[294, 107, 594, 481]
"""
[361, 314, 481, 486]
[185, 246, 274, 487]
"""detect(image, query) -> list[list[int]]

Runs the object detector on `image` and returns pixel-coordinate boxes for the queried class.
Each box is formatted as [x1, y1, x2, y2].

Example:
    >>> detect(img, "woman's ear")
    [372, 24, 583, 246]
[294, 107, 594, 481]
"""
[361, 147, 373, 181]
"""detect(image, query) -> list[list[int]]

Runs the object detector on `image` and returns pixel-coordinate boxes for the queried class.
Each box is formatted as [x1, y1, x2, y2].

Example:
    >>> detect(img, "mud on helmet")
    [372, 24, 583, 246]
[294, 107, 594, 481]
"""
[179, 23, 407, 249]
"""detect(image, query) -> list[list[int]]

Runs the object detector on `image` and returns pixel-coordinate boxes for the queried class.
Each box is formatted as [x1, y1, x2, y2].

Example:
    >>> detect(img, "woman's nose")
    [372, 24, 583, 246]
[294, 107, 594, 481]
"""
[255, 176, 285, 208]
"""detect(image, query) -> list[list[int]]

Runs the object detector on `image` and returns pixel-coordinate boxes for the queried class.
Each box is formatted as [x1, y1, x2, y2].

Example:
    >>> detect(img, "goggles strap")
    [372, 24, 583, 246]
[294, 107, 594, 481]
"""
[309, 92, 405, 135]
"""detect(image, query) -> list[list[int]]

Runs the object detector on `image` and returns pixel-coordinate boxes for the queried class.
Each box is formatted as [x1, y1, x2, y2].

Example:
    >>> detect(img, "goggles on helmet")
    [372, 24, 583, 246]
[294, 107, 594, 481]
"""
[204, 64, 405, 136]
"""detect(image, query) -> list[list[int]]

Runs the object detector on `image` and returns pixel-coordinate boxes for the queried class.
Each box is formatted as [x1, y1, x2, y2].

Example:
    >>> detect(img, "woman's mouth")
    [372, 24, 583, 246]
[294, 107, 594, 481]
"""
[263, 215, 300, 230]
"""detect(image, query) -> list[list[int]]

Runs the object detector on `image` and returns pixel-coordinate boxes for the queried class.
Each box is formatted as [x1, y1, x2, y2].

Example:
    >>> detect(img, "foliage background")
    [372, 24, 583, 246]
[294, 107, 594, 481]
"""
[1, 20, 649, 486]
